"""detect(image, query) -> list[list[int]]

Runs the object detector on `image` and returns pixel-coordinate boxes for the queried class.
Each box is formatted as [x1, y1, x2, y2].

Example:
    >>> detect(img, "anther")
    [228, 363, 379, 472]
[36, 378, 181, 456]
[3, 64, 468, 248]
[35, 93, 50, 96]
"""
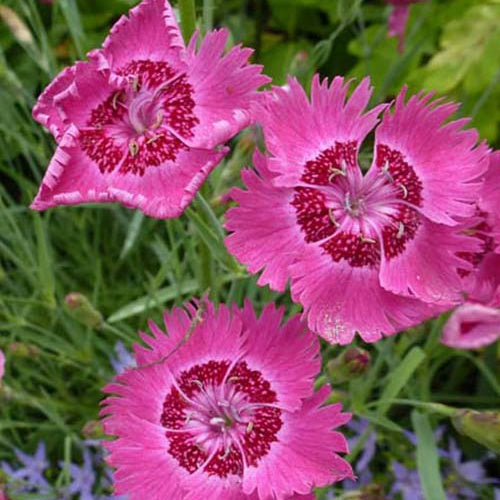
[399, 184, 408, 199]
[191, 379, 204, 389]
[359, 233, 376, 244]
[220, 447, 231, 460]
[328, 208, 340, 227]
[381, 160, 394, 182]
[147, 134, 163, 145]
[151, 112, 164, 130]
[246, 421, 254, 434]
[131, 76, 140, 92]
[128, 140, 139, 157]
[111, 91, 123, 110]
[328, 168, 346, 183]
[397, 222, 405, 239]
[227, 376, 240, 383]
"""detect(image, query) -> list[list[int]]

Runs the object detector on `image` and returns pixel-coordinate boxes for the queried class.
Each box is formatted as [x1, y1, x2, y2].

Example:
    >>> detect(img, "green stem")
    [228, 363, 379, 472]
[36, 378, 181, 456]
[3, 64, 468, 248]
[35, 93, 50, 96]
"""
[178, 0, 197, 43]
[203, 0, 213, 33]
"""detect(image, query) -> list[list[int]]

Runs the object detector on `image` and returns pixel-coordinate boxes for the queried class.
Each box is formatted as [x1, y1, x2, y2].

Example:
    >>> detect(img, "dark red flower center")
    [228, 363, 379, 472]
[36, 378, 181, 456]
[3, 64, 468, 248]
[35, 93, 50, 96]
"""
[80, 60, 199, 176]
[291, 141, 423, 267]
[161, 359, 282, 478]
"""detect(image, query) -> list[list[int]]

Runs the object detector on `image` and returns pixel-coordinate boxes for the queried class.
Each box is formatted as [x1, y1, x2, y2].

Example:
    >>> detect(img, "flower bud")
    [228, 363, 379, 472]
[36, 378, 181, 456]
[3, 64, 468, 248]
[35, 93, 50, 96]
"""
[326, 347, 371, 384]
[64, 293, 103, 329]
[7, 342, 40, 358]
[82, 420, 105, 440]
[452, 409, 500, 453]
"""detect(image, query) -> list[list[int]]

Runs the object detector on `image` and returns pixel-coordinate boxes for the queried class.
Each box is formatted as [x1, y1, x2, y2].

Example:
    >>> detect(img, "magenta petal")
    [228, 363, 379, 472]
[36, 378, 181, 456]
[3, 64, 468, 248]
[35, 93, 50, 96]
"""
[242, 386, 354, 498]
[96, 0, 185, 73]
[481, 151, 500, 253]
[235, 300, 320, 412]
[32, 65, 75, 141]
[463, 253, 500, 307]
[258, 76, 385, 187]
[379, 218, 482, 304]
[375, 90, 490, 226]
[54, 60, 118, 131]
[184, 29, 271, 149]
[442, 303, 500, 349]
[225, 152, 303, 291]
[31, 125, 227, 219]
[289, 246, 440, 344]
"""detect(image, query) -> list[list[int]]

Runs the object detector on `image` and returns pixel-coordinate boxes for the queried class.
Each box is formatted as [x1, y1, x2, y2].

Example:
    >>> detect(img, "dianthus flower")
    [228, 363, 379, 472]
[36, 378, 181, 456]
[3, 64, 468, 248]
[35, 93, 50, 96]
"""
[32, 0, 268, 218]
[386, 0, 428, 52]
[225, 76, 489, 344]
[441, 152, 500, 349]
[101, 300, 353, 499]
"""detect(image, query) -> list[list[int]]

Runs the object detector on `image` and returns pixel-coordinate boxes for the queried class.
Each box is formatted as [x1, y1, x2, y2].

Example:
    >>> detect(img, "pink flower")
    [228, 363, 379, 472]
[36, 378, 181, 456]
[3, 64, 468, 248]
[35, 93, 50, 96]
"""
[386, 0, 428, 52]
[459, 151, 500, 306]
[225, 76, 489, 344]
[101, 300, 353, 499]
[32, 0, 269, 219]
[442, 303, 500, 349]
[0, 348, 4, 385]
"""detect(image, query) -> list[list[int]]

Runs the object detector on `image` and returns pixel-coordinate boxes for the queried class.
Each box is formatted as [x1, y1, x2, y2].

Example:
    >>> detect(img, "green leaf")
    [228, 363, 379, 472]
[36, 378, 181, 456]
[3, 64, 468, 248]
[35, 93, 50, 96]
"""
[411, 411, 447, 500]
[107, 274, 243, 323]
[119, 211, 145, 260]
[377, 346, 426, 416]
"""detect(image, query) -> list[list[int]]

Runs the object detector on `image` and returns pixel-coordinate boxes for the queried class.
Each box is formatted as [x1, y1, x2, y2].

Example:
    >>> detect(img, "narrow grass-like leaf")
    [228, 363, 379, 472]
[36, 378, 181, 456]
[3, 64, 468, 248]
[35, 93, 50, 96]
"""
[119, 212, 145, 260]
[107, 274, 243, 323]
[377, 346, 426, 416]
[411, 410, 447, 500]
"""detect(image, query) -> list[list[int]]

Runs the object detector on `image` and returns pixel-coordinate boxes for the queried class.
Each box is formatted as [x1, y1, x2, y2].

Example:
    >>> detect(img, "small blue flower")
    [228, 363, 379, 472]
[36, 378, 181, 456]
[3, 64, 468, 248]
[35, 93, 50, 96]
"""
[109, 341, 136, 374]
[1, 442, 50, 493]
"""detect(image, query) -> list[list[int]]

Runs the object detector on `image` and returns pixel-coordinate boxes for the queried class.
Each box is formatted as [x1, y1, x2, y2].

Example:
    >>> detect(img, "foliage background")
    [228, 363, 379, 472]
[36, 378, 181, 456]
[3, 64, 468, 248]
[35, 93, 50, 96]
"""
[0, 0, 499, 498]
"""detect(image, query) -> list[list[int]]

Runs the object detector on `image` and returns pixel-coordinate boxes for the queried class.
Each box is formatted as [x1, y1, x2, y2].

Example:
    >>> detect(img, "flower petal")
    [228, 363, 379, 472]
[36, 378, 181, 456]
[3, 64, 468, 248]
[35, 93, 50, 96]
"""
[183, 29, 270, 149]
[31, 125, 227, 219]
[375, 89, 490, 225]
[32, 65, 75, 141]
[379, 218, 482, 304]
[441, 303, 500, 349]
[289, 245, 440, 343]
[225, 151, 303, 291]
[258, 76, 385, 187]
[242, 386, 353, 499]
[95, 0, 185, 74]
[235, 300, 320, 412]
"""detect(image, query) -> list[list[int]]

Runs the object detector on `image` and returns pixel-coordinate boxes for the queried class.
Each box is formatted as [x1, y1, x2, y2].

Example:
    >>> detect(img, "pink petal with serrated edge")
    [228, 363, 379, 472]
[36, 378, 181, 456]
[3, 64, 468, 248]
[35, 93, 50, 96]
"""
[375, 89, 490, 226]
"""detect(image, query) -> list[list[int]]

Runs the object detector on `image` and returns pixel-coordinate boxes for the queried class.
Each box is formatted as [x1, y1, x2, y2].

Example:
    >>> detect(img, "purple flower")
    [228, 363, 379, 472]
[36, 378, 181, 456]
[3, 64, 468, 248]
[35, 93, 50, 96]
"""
[1, 442, 50, 493]
[391, 461, 424, 500]
[109, 341, 136, 374]
[343, 418, 376, 490]
[63, 449, 96, 500]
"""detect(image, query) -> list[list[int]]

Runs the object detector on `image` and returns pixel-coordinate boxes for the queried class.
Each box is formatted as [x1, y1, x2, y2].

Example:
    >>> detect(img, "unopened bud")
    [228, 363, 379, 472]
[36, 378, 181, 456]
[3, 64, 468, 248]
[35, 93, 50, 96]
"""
[7, 342, 40, 358]
[326, 347, 371, 384]
[452, 409, 500, 453]
[64, 293, 103, 329]
[0, 6, 33, 45]
[82, 420, 105, 440]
